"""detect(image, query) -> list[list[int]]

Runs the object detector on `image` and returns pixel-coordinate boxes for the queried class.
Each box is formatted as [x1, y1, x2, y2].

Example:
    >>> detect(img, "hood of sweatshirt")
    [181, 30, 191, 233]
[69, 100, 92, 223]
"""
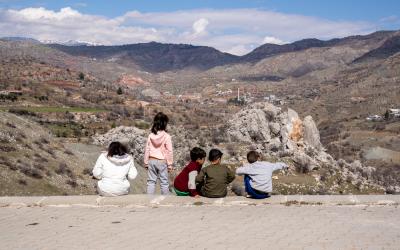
[149, 131, 168, 148]
[107, 154, 132, 166]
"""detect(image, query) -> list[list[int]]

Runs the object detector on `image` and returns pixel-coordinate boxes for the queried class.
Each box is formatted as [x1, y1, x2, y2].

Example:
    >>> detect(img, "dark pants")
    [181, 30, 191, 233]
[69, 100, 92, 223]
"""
[244, 175, 270, 199]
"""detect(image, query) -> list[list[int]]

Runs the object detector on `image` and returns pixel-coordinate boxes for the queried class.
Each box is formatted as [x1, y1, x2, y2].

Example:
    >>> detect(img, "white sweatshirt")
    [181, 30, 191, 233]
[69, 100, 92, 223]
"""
[236, 161, 286, 193]
[92, 153, 137, 196]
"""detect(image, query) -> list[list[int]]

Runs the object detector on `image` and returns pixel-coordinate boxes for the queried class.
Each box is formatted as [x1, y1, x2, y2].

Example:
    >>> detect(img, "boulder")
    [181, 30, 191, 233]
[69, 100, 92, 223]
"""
[303, 116, 323, 150]
[92, 126, 147, 163]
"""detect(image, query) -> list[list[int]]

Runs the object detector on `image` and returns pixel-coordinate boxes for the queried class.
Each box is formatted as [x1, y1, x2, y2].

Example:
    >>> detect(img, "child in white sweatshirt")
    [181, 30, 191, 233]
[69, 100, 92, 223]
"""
[93, 142, 137, 196]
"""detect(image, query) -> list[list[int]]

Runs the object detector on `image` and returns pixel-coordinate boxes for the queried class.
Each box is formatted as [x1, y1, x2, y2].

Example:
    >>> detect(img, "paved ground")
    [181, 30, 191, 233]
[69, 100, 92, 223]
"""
[0, 196, 399, 250]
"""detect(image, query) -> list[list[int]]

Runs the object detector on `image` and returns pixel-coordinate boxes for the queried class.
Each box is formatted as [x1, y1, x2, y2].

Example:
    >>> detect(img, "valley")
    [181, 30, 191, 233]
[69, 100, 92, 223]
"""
[0, 30, 399, 195]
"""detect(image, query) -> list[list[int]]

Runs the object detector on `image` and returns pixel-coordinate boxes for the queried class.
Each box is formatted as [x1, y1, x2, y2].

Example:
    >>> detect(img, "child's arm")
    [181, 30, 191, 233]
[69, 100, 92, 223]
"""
[143, 136, 151, 167]
[164, 135, 173, 169]
[188, 170, 199, 196]
[127, 160, 138, 180]
[235, 165, 252, 175]
[92, 154, 104, 179]
[227, 167, 236, 183]
[272, 162, 288, 171]
[195, 168, 205, 185]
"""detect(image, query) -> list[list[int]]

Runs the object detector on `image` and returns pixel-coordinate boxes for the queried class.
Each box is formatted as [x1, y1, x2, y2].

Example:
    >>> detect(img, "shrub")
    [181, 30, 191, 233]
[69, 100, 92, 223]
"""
[40, 137, 50, 144]
[46, 148, 56, 158]
[5, 122, 16, 128]
[82, 168, 92, 176]
[19, 164, 43, 179]
[78, 72, 85, 80]
[18, 179, 27, 185]
[63, 149, 74, 156]
[56, 163, 74, 178]
[0, 157, 13, 169]
[33, 163, 45, 171]
[66, 179, 78, 188]
[0, 145, 16, 152]
[8, 108, 36, 117]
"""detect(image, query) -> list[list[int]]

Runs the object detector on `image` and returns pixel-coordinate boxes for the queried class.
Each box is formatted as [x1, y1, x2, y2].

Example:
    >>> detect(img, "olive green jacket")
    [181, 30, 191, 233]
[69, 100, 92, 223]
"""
[195, 164, 235, 198]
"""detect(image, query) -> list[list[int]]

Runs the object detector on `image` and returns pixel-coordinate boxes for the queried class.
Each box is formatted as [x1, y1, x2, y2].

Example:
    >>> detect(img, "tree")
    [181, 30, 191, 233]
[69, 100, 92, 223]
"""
[78, 72, 85, 80]
[117, 87, 123, 95]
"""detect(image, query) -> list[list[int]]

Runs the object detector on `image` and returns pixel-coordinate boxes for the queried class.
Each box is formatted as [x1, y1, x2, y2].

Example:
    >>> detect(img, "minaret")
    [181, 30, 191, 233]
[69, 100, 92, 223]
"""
[237, 88, 240, 101]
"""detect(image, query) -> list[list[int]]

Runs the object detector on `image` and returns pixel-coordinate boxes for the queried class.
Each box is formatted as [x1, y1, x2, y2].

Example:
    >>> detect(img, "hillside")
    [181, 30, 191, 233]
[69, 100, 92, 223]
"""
[353, 35, 400, 63]
[0, 111, 96, 195]
[0, 29, 399, 195]
[44, 30, 398, 73]
[49, 42, 239, 73]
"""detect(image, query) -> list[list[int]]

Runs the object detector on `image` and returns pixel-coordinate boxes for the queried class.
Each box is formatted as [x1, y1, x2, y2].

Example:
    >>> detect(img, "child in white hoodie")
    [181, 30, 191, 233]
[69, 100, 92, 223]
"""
[144, 112, 173, 195]
[93, 142, 137, 196]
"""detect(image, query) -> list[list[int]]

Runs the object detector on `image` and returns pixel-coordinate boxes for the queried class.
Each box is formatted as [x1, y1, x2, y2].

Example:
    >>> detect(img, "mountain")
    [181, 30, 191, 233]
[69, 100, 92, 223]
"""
[41, 40, 103, 46]
[242, 31, 398, 63]
[353, 35, 400, 63]
[44, 30, 398, 73]
[0, 37, 41, 43]
[48, 42, 239, 72]
[241, 38, 329, 62]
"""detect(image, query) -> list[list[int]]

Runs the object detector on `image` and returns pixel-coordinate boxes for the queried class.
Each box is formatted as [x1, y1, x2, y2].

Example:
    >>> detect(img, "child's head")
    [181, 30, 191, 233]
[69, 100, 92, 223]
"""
[190, 147, 206, 165]
[209, 149, 223, 164]
[151, 112, 169, 134]
[247, 151, 260, 164]
[108, 141, 128, 157]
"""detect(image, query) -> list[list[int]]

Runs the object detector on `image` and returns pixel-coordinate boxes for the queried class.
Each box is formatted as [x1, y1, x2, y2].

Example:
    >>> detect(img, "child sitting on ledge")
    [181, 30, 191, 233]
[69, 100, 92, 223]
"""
[195, 149, 235, 198]
[92, 142, 137, 196]
[236, 151, 287, 199]
[173, 147, 206, 197]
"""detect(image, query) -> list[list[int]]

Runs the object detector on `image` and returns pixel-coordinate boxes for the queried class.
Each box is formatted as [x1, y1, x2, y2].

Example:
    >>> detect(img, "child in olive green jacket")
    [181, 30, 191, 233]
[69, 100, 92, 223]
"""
[195, 149, 235, 198]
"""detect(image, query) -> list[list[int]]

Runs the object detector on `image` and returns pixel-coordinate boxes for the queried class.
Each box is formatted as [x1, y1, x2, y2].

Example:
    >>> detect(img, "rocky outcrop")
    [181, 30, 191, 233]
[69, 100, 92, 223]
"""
[303, 116, 323, 151]
[225, 103, 332, 172]
[224, 102, 388, 192]
[92, 126, 147, 164]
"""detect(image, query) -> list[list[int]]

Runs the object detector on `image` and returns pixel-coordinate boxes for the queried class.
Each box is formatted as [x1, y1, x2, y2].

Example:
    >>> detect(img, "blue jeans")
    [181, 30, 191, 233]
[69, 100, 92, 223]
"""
[147, 160, 169, 195]
[244, 175, 270, 199]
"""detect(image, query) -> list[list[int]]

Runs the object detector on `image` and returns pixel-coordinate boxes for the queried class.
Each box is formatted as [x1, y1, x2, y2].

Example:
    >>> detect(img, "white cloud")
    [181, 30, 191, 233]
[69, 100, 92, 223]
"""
[263, 36, 285, 45]
[380, 15, 398, 23]
[0, 7, 378, 55]
[192, 18, 209, 35]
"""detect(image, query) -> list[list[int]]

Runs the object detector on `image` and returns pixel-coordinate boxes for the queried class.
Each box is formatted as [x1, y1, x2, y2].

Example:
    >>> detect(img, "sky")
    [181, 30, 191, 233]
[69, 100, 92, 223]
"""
[0, 0, 399, 55]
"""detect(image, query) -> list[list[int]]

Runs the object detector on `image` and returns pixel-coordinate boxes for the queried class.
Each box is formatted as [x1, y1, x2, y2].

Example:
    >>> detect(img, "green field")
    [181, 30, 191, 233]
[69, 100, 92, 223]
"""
[0, 106, 107, 113]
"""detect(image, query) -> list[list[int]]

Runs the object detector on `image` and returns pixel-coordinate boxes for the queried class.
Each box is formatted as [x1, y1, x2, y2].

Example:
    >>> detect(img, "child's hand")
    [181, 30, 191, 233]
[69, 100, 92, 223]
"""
[167, 165, 174, 172]
[194, 195, 200, 198]
[144, 164, 149, 169]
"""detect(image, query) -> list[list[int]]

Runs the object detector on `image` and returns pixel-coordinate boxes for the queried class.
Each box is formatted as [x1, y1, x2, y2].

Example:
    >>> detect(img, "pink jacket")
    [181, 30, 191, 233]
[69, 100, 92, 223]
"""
[144, 131, 173, 165]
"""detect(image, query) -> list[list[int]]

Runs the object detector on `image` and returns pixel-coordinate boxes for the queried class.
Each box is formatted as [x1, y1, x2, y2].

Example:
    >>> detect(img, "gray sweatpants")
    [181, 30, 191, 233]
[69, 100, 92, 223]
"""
[147, 159, 170, 195]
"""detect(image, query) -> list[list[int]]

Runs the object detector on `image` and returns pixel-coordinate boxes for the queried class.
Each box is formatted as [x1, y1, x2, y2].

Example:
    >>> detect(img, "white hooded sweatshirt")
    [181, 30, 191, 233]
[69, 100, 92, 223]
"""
[92, 153, 137, 196]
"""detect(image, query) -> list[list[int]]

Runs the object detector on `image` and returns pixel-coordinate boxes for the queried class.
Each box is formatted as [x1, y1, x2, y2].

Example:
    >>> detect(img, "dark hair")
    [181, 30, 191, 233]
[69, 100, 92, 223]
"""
[247, 151, 260, 164]
[190, 147, 206, 161]
[151, 112, 169, 134]
[208, 149, 223, 162]
[107, 142, 128, 157]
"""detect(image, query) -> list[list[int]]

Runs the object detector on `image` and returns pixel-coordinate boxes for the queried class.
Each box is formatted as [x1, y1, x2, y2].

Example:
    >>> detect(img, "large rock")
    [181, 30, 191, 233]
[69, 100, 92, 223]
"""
[227, 108, 271, 143]
[303, 116, 323, 150]
[92, 126, 147, 163]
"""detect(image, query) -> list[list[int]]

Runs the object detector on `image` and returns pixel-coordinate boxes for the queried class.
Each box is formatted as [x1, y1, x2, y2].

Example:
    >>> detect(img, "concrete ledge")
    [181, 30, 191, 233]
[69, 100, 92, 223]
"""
[0, 195, 399, 208]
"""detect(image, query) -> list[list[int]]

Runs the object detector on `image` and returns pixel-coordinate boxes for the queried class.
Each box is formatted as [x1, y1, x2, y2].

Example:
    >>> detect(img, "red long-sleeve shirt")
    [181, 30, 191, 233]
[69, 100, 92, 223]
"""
[174, 161, 202, 196]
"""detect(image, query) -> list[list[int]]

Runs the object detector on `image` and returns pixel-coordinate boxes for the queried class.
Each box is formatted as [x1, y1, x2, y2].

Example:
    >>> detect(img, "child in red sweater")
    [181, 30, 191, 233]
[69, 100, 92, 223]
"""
[174, 147, 206, 197]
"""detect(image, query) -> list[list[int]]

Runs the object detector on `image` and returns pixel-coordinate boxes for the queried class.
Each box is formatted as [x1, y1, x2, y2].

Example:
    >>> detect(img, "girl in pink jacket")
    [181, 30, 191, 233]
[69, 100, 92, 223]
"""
[144, 112, 173, 195]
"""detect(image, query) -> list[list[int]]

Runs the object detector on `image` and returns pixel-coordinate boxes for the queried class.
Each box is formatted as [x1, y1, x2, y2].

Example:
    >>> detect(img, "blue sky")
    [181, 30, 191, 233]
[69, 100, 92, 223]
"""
[0, 0, 399, 54]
